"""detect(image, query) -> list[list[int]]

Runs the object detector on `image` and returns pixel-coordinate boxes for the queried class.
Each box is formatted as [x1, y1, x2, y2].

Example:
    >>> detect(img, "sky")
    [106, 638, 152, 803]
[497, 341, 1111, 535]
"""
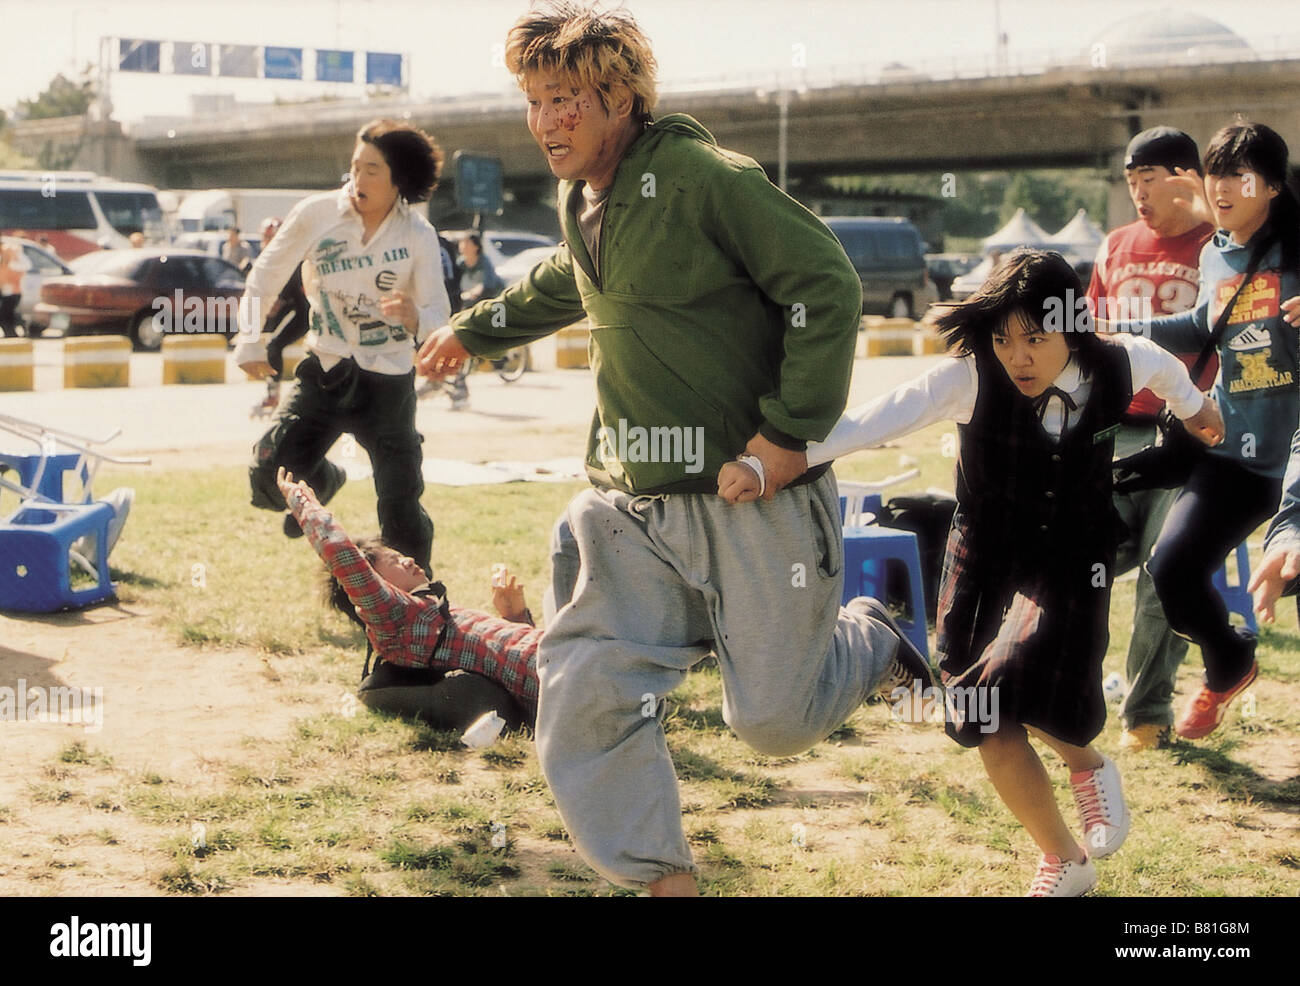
[3, 0, 1299, 123]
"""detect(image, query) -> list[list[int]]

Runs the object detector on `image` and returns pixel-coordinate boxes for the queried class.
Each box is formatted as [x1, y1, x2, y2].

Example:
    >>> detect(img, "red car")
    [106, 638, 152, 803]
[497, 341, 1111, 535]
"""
[33, 248, 246, 352]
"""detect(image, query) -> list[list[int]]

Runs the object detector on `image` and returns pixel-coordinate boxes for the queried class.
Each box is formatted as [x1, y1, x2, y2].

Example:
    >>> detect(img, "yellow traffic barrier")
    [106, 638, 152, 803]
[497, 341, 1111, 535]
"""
[913, 331, 948, 356]
[161, 335, 228, 384]
[863, 318, 915, 357]
[556, 325, 590, 369]
[64, 336, 130, 388]
[0, 338, 34, 392]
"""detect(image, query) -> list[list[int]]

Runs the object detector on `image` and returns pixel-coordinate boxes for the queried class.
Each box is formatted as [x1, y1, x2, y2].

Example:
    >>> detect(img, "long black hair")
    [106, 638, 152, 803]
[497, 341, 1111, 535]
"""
[1203, 122, 1300, 273]
[321, 535, 388, 629]
[933, 249, 1105, 371]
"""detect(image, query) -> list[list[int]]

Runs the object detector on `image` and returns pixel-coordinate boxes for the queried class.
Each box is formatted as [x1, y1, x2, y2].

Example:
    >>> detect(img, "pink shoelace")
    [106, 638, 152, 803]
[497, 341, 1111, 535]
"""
[1028, 855, 1069, 896]
[1073, 771, 1107, 831]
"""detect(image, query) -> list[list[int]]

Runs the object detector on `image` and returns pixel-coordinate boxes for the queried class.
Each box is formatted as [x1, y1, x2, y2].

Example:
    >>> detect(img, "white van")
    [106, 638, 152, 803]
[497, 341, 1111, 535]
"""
[0, 171, 166, 261]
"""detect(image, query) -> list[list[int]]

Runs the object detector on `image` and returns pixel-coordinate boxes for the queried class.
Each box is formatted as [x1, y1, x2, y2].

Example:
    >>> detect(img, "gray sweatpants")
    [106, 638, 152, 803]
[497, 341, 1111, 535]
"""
[536, 470, 901, 889]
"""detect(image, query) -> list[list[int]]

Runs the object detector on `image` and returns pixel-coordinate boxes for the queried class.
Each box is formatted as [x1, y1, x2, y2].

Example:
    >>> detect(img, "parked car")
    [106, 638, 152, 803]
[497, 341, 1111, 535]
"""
[949, 255, 995, 302]
[496, 244, 563, 285]
[925, 253, 981, 301]
[484, 231, 557, 258]
[442, 229, 558, 269]
[173, 231, 263, 265]
[948, 252, 1094, 302]
[1, 237, 72, 329]
[821, 217, 939, 318]
[33, 248, 246, 351]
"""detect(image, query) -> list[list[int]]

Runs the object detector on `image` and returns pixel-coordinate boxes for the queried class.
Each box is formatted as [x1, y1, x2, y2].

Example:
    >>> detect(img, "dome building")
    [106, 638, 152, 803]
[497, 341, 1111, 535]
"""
[1087, 10, 1255, 67]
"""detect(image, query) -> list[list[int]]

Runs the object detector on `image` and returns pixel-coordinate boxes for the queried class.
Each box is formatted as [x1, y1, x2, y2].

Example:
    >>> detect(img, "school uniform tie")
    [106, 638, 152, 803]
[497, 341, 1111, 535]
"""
[1032, 386, 1078, 437]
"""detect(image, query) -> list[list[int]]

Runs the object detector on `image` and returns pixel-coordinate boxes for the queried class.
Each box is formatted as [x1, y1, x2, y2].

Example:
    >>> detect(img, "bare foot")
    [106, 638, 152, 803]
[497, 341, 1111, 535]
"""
[647, 872, 699, 897]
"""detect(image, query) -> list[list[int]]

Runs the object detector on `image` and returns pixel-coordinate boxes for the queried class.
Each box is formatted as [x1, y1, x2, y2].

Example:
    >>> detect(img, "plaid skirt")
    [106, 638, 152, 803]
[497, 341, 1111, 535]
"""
[935, 513, 1111, 748]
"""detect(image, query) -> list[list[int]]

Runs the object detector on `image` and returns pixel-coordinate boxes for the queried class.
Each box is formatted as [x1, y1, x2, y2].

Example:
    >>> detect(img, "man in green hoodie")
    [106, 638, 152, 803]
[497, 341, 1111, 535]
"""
[419, 1, 932, 896]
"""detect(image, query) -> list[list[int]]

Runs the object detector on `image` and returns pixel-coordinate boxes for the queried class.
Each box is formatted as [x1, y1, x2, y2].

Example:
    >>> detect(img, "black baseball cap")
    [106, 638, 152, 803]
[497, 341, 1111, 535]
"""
[1125, 127, 1201, 173]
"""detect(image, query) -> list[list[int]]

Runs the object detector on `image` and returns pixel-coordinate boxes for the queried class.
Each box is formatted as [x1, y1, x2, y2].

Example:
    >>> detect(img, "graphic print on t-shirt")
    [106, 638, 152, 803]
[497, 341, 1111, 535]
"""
[308, 239, 413, 346]
[1213, 272, 1294, 395]
[1112, 260, 1200, 317]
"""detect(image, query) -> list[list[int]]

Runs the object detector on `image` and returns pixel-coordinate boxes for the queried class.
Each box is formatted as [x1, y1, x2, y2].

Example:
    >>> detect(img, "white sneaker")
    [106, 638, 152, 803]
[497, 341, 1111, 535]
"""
[1071, 755, 1130, 858]
[1025, 850, 1097, 897]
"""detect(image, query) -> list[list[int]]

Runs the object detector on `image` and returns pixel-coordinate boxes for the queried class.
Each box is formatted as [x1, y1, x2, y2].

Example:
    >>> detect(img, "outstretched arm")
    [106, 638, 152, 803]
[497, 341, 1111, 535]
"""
[1116, 334, 1225, 446]
[276, 468, 438, 649]
[1254, 428, 1300, 621]
[418, 246, 584, 380]
[806, 356, 978, 469]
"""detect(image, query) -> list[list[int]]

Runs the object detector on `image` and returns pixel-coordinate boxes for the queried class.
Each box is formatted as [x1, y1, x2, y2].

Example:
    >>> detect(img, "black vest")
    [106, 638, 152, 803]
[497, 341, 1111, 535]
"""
[955, 339, 1133, 577]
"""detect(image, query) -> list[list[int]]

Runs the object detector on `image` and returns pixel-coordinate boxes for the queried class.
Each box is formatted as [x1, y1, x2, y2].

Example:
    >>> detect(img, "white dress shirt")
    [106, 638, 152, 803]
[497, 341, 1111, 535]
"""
[807, 334, 1206, 468]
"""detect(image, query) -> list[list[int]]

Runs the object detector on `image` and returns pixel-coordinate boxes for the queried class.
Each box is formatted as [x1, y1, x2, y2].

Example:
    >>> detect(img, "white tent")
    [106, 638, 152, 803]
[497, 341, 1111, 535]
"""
[982, 208, 1053, 254]
[1050, 208, 1105, 259]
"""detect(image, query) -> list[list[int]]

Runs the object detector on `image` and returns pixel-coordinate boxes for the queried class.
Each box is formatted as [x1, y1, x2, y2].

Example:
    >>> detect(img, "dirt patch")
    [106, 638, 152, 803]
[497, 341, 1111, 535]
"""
[0, 604, 341, 896]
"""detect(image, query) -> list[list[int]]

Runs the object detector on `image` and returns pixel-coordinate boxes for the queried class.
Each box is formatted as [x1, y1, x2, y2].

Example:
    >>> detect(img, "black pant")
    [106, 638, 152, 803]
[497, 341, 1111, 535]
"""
[249, 354, 433, 569]
[0, 295, 20, 337]
[1147, 455, 1280, 690]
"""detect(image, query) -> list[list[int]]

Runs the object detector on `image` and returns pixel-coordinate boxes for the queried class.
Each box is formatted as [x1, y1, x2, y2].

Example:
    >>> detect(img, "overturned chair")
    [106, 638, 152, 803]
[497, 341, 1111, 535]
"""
[838, 470, 931, 658]
[0, 413, 148, 613]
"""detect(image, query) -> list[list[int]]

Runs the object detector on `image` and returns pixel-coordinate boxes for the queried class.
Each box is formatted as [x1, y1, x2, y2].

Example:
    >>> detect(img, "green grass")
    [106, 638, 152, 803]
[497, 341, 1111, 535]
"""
[51, 448, 1300, 896]
[57, 741, 113, 768]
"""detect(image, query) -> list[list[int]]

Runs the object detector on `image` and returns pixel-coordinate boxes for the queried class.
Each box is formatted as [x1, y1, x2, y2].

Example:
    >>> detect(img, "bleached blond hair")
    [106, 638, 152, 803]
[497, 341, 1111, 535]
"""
[505, 1, 658, 120]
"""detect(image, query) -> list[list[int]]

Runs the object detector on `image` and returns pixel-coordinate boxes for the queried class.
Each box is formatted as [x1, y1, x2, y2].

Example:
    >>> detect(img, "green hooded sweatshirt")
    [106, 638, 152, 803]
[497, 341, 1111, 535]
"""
[452, 113, 862, 495]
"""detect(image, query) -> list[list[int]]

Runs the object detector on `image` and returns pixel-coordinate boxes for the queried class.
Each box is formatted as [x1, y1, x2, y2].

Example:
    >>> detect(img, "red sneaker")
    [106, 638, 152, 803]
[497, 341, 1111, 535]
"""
[1175, 661, 1258, 740]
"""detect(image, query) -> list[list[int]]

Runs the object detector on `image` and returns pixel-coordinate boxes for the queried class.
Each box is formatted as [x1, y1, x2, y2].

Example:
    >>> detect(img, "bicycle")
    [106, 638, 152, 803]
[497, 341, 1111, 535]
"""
[478, 346, 528, 383]
[415, 345, 529, 406]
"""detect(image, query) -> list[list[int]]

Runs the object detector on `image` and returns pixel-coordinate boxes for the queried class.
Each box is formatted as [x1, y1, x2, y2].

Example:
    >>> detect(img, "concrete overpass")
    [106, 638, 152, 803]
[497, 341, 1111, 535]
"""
[17, 56, 1300, 229]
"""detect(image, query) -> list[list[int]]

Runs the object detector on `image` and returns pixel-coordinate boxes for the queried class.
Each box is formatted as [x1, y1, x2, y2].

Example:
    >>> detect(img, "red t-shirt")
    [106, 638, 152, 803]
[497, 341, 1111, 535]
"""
[1086, 220, 1216, 418]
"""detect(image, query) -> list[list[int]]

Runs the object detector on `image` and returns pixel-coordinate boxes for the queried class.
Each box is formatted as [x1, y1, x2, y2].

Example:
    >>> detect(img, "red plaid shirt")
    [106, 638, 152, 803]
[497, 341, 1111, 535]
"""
[291, 490, 539, 715]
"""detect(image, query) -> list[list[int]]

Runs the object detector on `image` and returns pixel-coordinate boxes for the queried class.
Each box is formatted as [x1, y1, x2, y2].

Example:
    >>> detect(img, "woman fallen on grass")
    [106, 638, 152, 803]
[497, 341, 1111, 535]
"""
[276, 466, 538, 730]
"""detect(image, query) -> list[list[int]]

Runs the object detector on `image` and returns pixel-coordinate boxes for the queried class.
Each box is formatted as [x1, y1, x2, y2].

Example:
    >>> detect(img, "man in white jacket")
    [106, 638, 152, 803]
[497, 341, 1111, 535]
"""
[235, 119, 450, 569]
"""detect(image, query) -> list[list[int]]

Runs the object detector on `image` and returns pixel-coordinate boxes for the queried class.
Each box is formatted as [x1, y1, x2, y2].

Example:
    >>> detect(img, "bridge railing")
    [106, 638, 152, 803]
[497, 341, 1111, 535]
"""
[662, 31, 1300, 94]
[128, 32, 1300, 141]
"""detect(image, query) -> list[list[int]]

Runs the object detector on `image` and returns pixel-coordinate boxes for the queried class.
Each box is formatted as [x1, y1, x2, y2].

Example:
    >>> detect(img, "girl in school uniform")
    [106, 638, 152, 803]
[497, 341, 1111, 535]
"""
[725, 250, 1224, 895]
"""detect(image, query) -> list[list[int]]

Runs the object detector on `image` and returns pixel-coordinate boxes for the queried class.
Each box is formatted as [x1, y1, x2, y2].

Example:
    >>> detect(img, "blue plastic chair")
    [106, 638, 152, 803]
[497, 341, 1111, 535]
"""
[0, 499, 116, 612]
[838, 480, 929, 657]
[841, 525, 930, 657]
[1212, 542, 1258, 634]
[0, 450, 88, 503]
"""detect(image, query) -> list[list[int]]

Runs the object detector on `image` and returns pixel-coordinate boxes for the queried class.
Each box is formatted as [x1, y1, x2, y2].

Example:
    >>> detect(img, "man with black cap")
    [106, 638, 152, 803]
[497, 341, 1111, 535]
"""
[1086, 126, 1215, 752]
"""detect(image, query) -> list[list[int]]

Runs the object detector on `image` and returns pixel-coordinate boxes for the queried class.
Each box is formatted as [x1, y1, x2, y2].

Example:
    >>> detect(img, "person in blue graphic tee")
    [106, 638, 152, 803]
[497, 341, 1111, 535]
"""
[1105, 122, 1300, 741]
